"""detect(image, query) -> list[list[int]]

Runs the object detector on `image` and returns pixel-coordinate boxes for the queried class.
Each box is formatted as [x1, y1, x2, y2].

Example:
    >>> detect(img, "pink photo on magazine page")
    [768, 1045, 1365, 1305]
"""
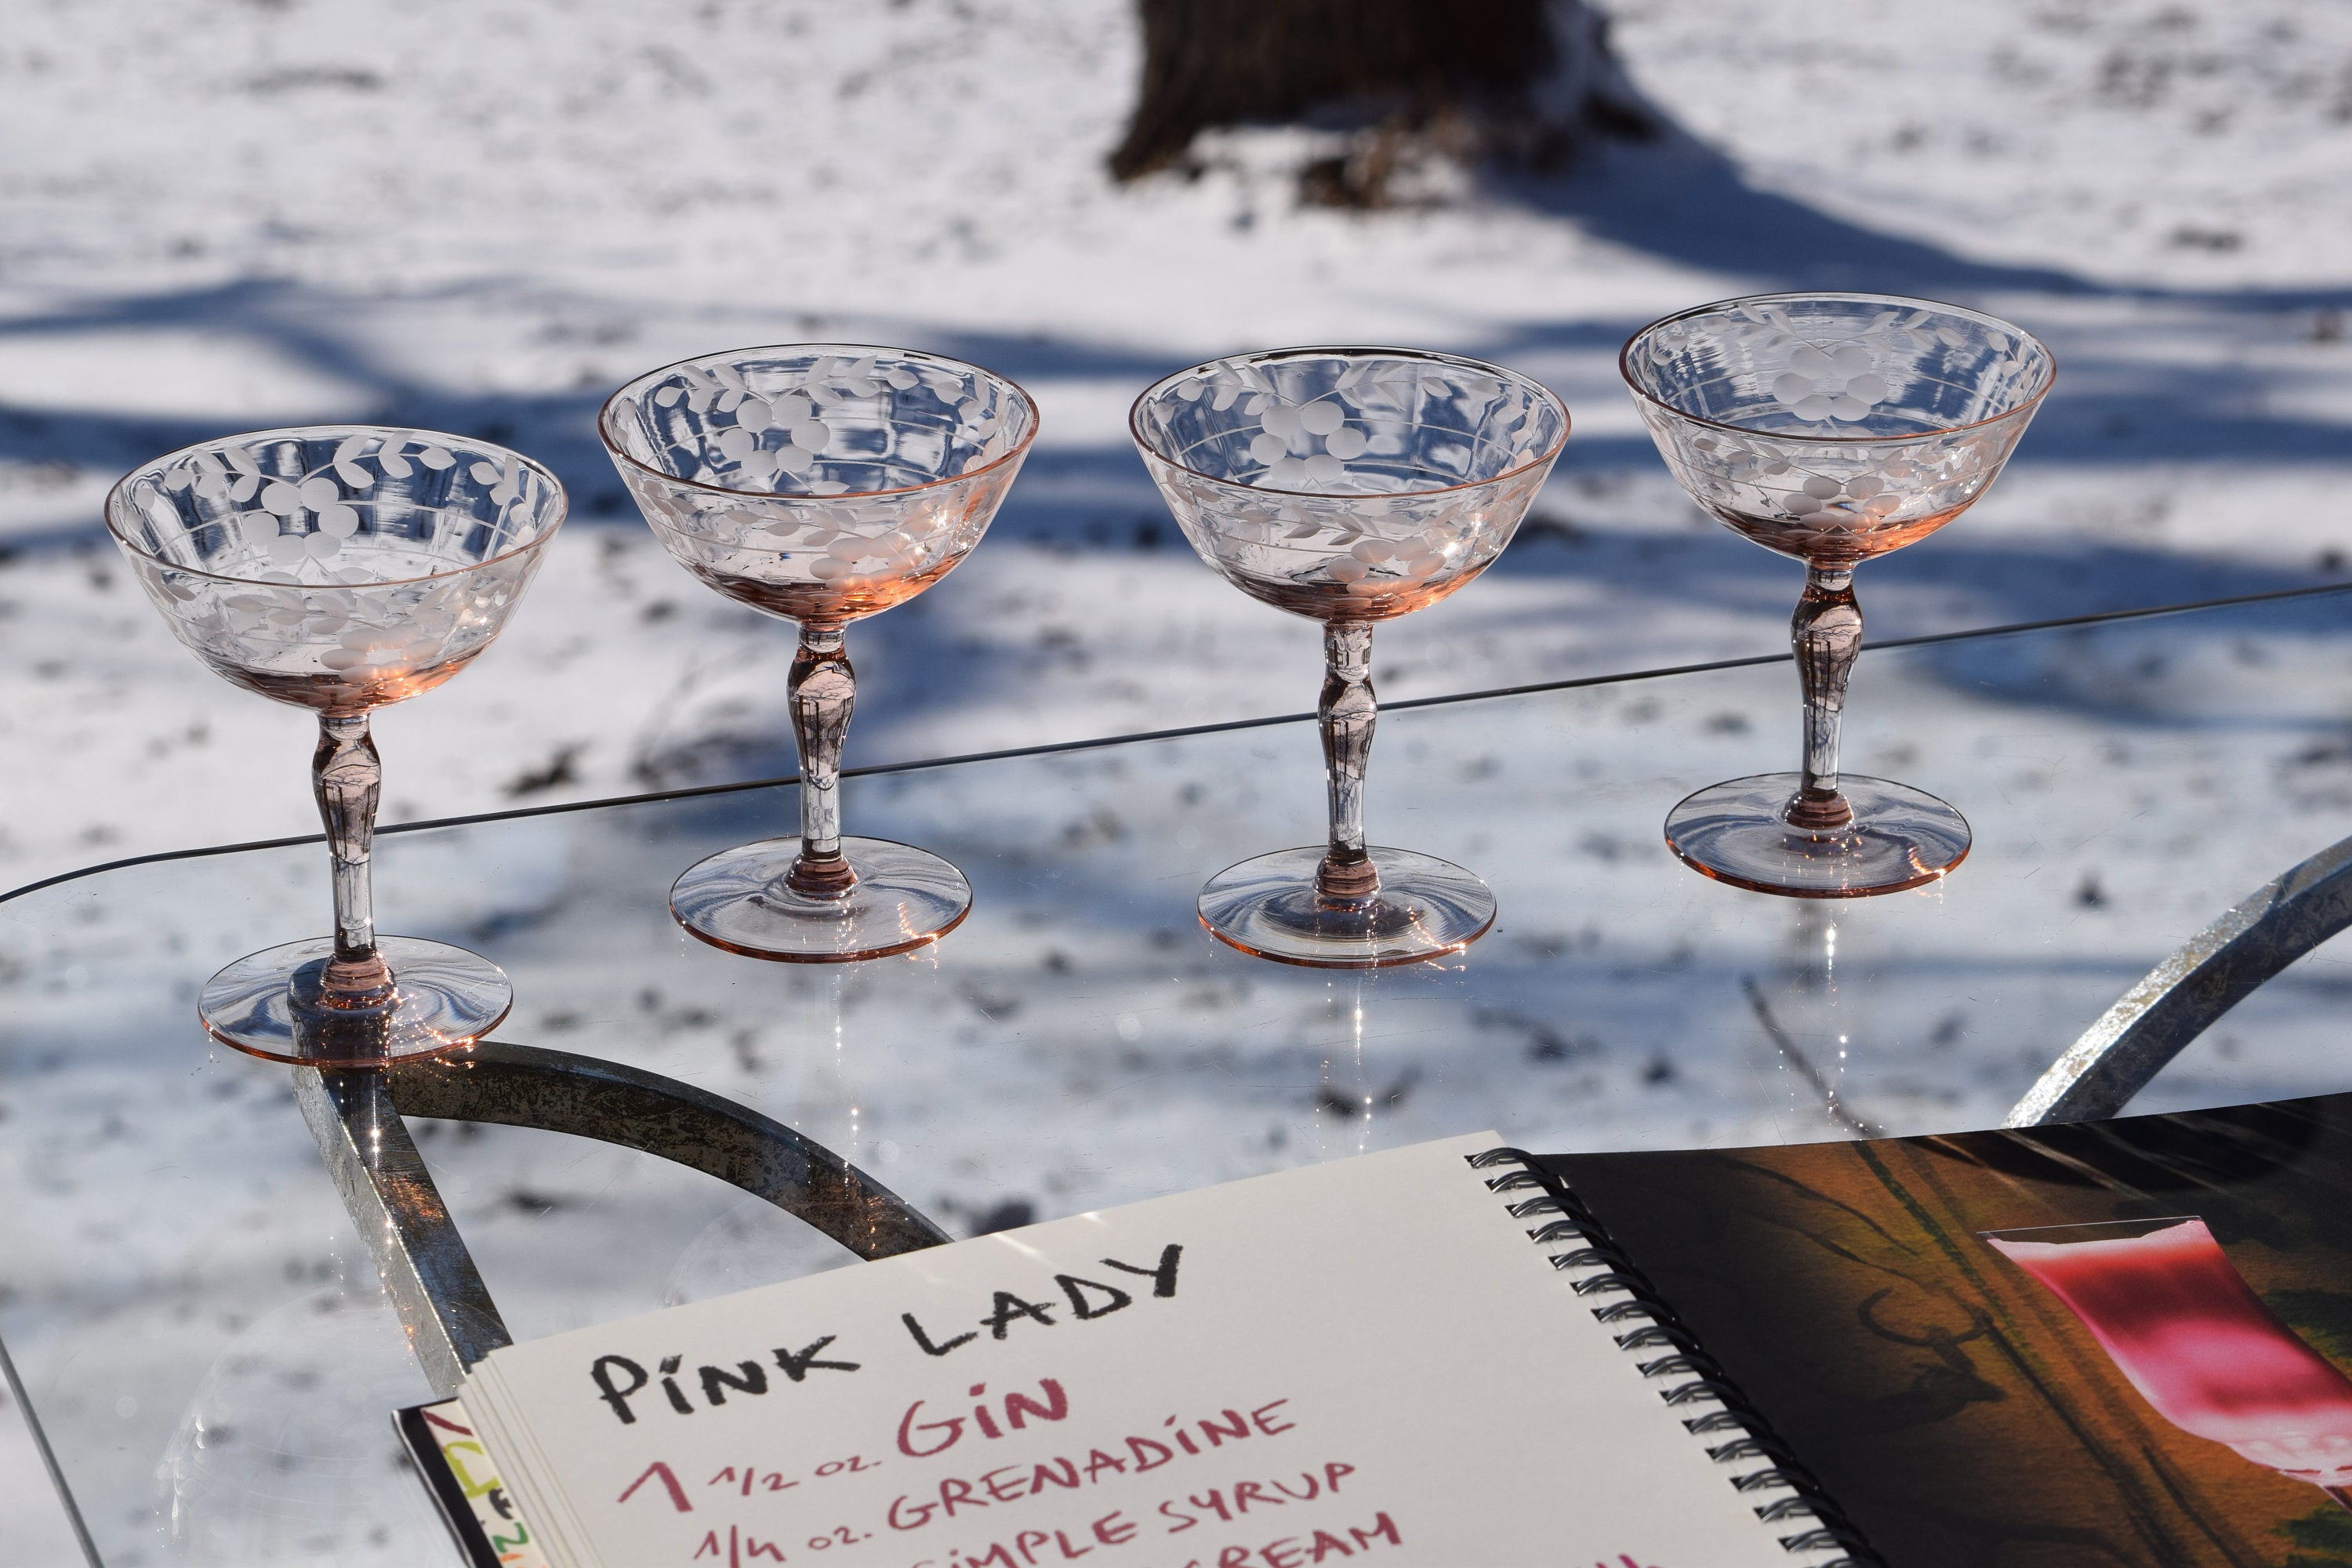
[1984, 1216, 2352, 1509]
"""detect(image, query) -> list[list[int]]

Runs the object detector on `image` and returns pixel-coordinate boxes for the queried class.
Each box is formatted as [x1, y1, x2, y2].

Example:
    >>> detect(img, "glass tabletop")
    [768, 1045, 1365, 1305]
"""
[9, 585, 2352, 1563]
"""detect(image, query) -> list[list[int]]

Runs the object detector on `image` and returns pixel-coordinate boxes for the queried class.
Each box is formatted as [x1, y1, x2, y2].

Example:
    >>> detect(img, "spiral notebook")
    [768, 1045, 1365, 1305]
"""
[399, 1132, 1867, 1568]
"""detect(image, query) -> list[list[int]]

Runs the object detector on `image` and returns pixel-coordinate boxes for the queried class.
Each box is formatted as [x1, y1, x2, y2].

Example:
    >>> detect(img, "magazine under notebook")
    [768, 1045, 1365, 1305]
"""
[404, 1133, 1839, 1568]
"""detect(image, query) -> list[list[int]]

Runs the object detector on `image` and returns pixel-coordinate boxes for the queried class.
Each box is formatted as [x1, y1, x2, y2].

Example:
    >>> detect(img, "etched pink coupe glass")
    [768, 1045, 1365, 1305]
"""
[1987, 1218, 2352, 1507]
[107, 427, 566, 1065]
[602, 346, 1037, 962]
[1132, 347, 1569, 967]
[1624, 294, 2053, 897]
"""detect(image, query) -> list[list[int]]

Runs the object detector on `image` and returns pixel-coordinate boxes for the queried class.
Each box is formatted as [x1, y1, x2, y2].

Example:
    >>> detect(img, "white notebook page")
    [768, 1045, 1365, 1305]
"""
[466, 1133, 1797, 1568]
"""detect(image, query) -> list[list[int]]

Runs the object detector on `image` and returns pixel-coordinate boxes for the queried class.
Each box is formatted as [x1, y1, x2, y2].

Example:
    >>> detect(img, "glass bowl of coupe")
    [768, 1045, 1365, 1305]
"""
[603, 345, 1038, 962]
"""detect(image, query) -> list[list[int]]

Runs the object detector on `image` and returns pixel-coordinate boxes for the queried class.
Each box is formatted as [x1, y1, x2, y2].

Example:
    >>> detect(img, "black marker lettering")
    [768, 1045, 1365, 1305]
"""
[981, 1290, 1057, 1340]
[658, 1355, 694, 1415]
[590, 1355, 648, 1425]
[699, 1361, 768, 1406]
[1054, 1275, 1133, 1320]
[1100, 1244, 1181, 1298]
[905, 1312, 978, 1357]
[772, 1335, 860, 1381]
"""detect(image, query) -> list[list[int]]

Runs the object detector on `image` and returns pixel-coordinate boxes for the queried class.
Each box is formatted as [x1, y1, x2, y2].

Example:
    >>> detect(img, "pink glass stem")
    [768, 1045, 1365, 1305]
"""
[787, 622, 858, 898]
[1316, 620, 1379, 902]
[1790, 566, 1862, 830]
[314, 712, 393, 1007]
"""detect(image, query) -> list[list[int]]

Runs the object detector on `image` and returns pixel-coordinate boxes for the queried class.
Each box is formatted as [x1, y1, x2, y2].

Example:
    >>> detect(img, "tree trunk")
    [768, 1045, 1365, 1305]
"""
[1108, 0, 1653, 201]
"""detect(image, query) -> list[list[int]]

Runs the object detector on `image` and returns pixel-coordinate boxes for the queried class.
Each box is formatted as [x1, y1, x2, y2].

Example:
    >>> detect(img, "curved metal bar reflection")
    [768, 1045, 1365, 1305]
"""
[297, 1040, 950, 1396]
[387, 1040, 954, 1260]
[296, 1065, 514, 1396]
[2007, 833, 2352, 1127]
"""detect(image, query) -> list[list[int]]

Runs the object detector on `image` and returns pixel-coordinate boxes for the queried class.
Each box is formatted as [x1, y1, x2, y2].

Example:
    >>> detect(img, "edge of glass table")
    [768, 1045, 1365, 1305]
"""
[16, 579, 2343, 907]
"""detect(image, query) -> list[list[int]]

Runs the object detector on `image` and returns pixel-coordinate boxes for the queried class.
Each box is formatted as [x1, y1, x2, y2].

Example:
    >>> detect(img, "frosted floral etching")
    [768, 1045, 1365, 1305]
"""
[623, 348, 1021, 494]
[1135, 351, 1556, 491]
[1131, 348, 1568, 622]
[1623, 296, 2054, 567]
[604, 347, 1033, 623]
[111, 429, 559, 706]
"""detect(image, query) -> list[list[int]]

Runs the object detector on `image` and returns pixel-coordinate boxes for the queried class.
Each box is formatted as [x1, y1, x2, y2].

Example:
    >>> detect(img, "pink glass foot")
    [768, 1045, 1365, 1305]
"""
[1664, 771, 1969, 898]
[1197, 845, 1494, 968]
[199, 935, 513, 1066]
[670, 834, 971, 963]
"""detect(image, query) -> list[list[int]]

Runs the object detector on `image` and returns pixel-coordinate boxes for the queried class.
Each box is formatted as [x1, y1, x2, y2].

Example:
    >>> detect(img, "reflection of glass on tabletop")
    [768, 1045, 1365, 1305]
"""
[1984, 1216, 2352, 1508]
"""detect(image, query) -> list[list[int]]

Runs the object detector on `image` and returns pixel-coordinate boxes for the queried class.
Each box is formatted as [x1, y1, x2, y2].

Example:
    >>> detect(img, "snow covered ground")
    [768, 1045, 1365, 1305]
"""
[2, 0, 2350, 890]
[5, 0, 2352, 1560]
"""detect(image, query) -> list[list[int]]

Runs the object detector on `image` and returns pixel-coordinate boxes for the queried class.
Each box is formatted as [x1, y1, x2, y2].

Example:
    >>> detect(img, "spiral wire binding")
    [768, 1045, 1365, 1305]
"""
[1468, 1149, 1882, 1567]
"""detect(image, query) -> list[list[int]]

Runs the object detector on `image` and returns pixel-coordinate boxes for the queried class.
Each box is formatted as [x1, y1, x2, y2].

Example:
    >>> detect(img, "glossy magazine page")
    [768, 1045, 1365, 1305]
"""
[1554, 1092, 2352, 1568]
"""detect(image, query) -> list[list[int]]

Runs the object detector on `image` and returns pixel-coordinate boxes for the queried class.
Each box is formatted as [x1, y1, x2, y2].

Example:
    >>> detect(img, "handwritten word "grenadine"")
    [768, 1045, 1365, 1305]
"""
[888, 1400, 1299, 1531]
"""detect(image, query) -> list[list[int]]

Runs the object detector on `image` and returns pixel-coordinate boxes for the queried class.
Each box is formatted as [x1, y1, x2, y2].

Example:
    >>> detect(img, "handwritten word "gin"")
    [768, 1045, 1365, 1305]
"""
[900, 1379, 1073, 1457]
